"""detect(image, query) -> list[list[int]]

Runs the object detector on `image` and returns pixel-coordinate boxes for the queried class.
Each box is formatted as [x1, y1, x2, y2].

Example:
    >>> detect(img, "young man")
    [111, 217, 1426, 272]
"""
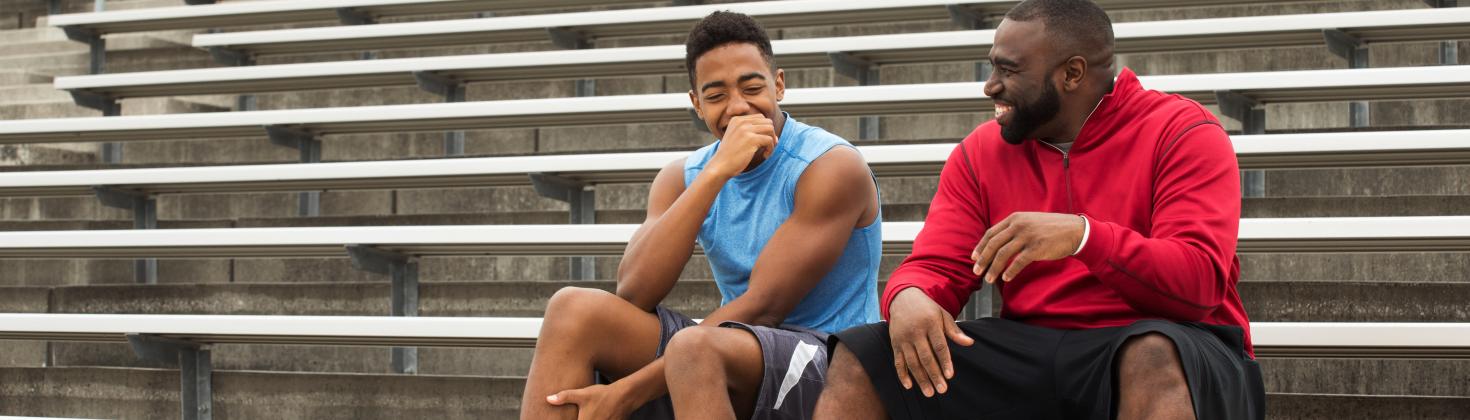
[815, 1, 1265, 419]
[519, 11, 882, 420]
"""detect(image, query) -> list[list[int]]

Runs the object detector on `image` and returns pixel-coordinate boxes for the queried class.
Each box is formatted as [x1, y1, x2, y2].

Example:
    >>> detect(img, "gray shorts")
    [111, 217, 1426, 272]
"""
[599, 306, 831, 420]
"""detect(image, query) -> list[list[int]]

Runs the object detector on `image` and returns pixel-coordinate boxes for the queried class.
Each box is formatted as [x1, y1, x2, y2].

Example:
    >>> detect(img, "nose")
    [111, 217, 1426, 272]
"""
[983, 68, 1002, 99]
[725, 93, 753, 117]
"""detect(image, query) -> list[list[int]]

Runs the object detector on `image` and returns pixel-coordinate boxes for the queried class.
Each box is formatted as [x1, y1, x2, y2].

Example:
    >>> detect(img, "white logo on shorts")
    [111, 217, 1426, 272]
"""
[773, 341, 821, 409]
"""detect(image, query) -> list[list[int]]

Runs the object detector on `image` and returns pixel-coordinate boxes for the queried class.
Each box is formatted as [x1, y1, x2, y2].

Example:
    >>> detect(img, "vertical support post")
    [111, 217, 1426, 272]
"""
[128, 334, 211, 420]
[347, 245, 419, 374]
[94, 187, 157, 284]
[1215, 90, 1266, 197]
[265, 126, 322, 216]
[62, 27, 118, 162]
[1323, 29, 1370, 128]
[1426, 0, 1461, 65]
[829, 52, 881, 140]
[412, 71, 467, 156]
[530, 173, 596, 281]
[336, 7, 379, 60]
[548, 28, 596, 98]
[959, 287, 996, 320]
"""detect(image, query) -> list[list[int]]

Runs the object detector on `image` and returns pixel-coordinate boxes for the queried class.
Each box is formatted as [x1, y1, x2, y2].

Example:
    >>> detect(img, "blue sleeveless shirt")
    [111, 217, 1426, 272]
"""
[683, 113, 881, 333]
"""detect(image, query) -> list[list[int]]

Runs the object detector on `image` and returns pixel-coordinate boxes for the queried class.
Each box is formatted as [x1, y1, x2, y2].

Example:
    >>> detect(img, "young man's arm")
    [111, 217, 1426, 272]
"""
[617, 115, 778, 310]
[611, 145, 879, 408]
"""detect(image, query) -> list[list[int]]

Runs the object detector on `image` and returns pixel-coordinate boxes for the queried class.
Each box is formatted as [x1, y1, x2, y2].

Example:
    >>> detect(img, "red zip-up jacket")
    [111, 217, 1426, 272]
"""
[882, 68, 1252, 355]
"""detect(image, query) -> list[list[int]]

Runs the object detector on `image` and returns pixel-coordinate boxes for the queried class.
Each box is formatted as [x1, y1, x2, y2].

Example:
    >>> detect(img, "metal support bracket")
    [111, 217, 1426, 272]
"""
[547, 27, 591, 50]
[94, 186, 158, 284]
[128, 334, 211, 420]
[412, 72, 468, 156]
[1215, 90, 1266, 197]
[1323, 29, 1370, 127]
[69, 90, 120, 116]
[265, 126, 322, 215]
[946, 4, 987, 30]
[529, 173, 597, 280]
[208, 47, 254, 67]
[62, 26, 107, 77]
[346, 245, 419, 374]
[829, 52, 881, 140]
[1214, 90, 1264, 135]
[335, 7, 377, 25]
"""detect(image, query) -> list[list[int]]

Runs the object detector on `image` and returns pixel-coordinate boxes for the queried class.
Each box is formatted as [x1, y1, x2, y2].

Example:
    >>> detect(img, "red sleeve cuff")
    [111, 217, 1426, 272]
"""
[1072, 214, 1116, 271]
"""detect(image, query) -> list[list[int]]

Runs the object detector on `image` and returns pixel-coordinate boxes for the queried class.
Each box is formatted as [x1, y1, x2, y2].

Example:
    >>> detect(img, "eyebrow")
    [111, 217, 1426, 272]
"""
[700, 72, 769, 93]
[991, 56, 1021, 69]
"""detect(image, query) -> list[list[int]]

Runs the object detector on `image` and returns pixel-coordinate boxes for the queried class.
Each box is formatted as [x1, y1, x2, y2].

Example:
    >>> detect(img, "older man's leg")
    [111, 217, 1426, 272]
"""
[1115, 333, 1195, 420]
[813, 342, 887, 420]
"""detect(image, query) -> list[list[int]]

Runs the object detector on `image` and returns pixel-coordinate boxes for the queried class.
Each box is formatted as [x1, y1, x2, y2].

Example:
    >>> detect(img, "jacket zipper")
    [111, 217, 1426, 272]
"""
[1039, 141, 1076, 213]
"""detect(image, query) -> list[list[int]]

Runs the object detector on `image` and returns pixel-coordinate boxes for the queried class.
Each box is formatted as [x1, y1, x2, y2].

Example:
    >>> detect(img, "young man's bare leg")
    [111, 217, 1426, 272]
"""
[519, 287, 664, 420]
[664, 326, 764, 420]
[813, 343, 887, 420]
[1115, 333, 1195, 420]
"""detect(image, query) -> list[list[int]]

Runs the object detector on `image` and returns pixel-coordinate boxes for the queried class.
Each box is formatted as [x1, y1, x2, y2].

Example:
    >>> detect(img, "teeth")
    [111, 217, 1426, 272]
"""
[995, 104, 1011, 120]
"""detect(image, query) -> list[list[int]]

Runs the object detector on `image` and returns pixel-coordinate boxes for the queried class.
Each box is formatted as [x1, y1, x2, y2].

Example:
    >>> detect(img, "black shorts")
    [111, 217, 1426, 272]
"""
[597, 306, 832, 420]
[831, 318, 1265, 420]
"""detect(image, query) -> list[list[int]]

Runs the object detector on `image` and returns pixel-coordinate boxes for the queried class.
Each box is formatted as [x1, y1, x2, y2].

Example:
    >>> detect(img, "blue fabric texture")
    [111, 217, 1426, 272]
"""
[683, 113, 881, 333]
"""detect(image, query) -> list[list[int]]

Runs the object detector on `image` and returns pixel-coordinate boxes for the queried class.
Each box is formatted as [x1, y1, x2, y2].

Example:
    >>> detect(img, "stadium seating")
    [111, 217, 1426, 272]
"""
[2, 0, 1467, 418]
[53, 7, 1470, 101]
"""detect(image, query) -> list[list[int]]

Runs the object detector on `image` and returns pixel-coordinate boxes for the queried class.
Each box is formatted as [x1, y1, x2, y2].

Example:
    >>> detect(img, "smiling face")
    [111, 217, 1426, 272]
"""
[687, 42, 785, 140]
[985, 18, 1067, 144]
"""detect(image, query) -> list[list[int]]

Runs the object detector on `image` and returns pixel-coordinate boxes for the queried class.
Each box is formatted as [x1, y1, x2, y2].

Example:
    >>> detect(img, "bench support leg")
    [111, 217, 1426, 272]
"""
[412, 71, 468, 156]
[347, 245, 420, 374]
[1323, 29, 1370, 128]
[1215, 90, 1266, 198]
[94, 187, 157, 284]
[129, 334, 212, 420]
[829, 52, 881, 141]
[530, 173, 597, 281]
[265, 125, 323, 216]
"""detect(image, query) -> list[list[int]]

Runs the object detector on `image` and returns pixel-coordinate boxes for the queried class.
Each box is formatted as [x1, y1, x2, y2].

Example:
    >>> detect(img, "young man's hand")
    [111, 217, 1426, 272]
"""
[887, 287, 974, 397]
[546, 383, 636, 420]
[971, 212, 1087, 284]
[705, 114, 776, 179]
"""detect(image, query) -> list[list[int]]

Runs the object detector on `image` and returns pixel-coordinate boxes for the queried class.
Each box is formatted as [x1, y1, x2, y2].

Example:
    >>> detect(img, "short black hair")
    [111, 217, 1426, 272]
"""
[684, 11, 775, 89]
[1005, 0, 1115, 62]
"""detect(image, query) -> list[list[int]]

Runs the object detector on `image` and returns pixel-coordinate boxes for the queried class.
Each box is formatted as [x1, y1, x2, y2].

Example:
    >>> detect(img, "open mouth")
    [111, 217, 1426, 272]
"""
[994, 101, 1014, 123]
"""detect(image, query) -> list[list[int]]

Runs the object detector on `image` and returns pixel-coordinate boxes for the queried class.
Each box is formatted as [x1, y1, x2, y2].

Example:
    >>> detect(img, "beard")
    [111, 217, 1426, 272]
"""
[999, 80, 1062, 145]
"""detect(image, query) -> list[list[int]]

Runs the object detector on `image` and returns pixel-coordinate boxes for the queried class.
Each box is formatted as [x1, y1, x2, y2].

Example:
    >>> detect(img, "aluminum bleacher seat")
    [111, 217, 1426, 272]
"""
[0, 130, 1464, 199]
[54, 7, 1470, 101]
[6, 66, 1469, 145]
[45, 0, 657, 35]
[187, 0, 1343, 58]
[1, 313, 1466, 358]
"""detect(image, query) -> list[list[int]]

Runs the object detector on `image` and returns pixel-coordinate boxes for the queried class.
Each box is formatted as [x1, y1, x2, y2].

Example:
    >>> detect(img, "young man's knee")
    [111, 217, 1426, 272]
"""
[544, 287, 618, 331]
[1117, 333, 1188, 390]
[664, 326, 728, 370]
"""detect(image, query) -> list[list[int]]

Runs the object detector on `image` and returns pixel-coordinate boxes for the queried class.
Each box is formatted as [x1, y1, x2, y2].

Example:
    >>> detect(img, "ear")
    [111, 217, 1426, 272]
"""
[774, 68, 786, 102]
[1062, 56, 1087, 92]
[688, 89, 703, 119]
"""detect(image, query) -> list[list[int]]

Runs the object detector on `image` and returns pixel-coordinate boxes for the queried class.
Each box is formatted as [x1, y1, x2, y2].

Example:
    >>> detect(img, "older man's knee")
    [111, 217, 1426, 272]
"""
[1117, 333, 1188, 393]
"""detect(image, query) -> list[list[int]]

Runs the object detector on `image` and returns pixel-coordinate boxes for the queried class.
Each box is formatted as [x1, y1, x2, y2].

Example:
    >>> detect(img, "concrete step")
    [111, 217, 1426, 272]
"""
[0, 83, 74, 106]
[0, 367, 521, 419]
[1267, 394, 1470, 420]
[0, 71, 51, 86]
[2, 365, 1467, 420]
